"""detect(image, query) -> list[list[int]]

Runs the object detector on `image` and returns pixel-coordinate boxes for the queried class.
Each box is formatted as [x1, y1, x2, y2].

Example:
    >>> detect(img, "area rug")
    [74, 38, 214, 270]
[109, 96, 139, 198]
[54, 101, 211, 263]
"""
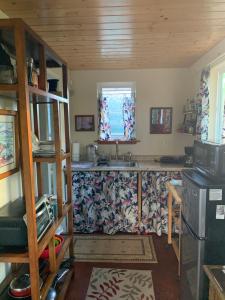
[73, 235, 157, 263]
[85, 267, 155, 300]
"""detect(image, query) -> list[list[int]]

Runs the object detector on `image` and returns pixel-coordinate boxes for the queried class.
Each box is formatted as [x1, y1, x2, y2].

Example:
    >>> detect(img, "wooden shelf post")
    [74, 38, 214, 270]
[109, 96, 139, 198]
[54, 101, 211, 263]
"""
[14, 20, 40, 300]
[0, 19, 74, 300]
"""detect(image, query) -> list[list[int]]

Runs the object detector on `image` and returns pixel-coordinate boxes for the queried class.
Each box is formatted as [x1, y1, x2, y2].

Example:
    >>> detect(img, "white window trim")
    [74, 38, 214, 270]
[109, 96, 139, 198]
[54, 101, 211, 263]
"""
[97, 82, 136, 98]
[209, 62, 225, 143]
[97, 82, 136, 141]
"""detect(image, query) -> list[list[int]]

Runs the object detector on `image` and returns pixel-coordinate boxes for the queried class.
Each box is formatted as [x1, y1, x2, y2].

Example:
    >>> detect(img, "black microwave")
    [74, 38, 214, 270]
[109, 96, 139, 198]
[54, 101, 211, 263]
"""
[193, 140, 225, 180]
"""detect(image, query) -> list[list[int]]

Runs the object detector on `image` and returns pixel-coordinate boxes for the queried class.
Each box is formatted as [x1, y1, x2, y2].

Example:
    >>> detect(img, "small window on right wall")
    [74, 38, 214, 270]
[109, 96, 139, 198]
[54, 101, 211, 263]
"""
[209, 62, 225, 143]
[98, 82, 136, 141]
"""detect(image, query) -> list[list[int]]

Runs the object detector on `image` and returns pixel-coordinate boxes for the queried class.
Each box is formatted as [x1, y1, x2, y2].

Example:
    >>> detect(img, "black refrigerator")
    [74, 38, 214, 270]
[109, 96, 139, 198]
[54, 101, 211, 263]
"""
[180, 169, 225, 300]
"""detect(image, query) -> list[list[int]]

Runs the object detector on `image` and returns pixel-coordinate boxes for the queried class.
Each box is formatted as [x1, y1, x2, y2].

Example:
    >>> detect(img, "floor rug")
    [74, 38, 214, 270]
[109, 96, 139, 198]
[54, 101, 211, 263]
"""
[85, 267, 155, 300]
[73, 235, 157, 263]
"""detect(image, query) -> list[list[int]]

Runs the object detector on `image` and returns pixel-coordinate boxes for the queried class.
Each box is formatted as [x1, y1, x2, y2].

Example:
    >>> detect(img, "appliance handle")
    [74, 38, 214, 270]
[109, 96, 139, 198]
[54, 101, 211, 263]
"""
[181, 213, 206, 241]
[36, 206, 46, 218]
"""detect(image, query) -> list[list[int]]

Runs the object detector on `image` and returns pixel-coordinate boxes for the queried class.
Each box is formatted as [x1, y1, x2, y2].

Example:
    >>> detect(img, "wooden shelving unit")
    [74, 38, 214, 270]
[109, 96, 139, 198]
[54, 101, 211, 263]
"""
[0, 19, 73, 300]
[177, 108, 198, 135]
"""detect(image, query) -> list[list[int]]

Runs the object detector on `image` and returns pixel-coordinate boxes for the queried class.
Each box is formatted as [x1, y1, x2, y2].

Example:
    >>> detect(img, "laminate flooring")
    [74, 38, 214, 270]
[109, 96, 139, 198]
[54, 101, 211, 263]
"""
[66, 234, 180, 300]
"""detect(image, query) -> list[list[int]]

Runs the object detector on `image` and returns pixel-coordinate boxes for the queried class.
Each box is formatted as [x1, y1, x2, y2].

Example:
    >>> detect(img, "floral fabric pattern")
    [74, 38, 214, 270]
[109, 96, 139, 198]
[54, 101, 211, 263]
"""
[72, 171, 138, 234]
[98, 90, 136, 141]
[140, 171, 181, 236]
[196, 68, 210, 141]
[72, 171, 180, 235]
[99, 96, 111, 140]
[123, 94, 136, 140]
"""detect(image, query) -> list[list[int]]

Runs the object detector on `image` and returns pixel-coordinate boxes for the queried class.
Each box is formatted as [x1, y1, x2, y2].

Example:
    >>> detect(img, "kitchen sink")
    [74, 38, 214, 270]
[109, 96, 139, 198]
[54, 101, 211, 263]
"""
[71, 161, 96, 169]
[71, 160, 138, 169]
[107, 160, 138, 167]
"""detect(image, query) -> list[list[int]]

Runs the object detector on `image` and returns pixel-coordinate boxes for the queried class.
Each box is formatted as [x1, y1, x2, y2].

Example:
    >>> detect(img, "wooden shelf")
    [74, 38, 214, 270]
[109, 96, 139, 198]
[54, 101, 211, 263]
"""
[38, 203, 72, 257]
[0, 251, 29, 263]
[183, 110, 197, 115]
[0, 19, 73, 300]
[0, 84, 18, 99]
[176, 129, 196, 135]
[33, 152, 70, 163]
[40, 235, 73, 300]
[29, 86, 68, 103]
[0, 203, 72, 263]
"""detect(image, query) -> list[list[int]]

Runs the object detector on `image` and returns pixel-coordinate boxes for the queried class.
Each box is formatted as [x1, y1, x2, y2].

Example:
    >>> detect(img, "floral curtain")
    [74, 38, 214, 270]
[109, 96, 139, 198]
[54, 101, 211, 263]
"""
[196, 67, 210, 141]
[99, 96, 111, 140]
[72, 170, 181, 236]
[72, 171, 139, 234]
[123, 94, 136, 140]
[140, 171, 181, 236]
[98, 91, 135, 141]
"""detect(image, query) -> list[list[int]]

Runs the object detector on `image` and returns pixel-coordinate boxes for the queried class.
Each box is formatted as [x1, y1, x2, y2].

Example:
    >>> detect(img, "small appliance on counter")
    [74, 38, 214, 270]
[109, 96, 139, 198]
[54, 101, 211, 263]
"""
[86, 144, 98, 162]
[193, 140, 225, 181]
[159, 155, 185, 164]
[184, 146, 193, 167]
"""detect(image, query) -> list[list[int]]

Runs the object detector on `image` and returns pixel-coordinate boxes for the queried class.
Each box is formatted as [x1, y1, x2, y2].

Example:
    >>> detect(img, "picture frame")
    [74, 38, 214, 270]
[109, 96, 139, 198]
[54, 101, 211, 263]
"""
[0, 109, 19, 179]
[75, 115, 95, 131]
[150, 107, 173, 134]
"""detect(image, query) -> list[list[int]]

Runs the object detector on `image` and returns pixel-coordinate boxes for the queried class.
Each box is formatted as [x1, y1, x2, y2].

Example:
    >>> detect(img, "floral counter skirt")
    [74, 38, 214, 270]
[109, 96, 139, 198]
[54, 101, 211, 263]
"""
[72, 171, 180, 235]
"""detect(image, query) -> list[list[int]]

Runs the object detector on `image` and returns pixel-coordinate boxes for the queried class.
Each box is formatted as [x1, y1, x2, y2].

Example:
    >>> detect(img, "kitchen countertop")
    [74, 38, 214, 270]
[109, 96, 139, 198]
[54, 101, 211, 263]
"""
[71, 160, 185, 172]
[204, 265, 225, 300]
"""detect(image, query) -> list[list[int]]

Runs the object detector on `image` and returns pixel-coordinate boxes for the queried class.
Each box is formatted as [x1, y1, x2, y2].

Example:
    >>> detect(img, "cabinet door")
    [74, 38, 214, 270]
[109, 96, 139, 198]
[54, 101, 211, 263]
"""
[114, 171, 138, 233]
[72, 171, 138, 234]
[141, 171, 181, 235]
[72, 171, 103, 233]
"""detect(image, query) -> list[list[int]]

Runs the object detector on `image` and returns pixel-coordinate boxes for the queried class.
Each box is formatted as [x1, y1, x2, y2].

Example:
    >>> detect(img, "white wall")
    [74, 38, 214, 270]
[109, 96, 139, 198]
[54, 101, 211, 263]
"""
[69, 69, 194, 157]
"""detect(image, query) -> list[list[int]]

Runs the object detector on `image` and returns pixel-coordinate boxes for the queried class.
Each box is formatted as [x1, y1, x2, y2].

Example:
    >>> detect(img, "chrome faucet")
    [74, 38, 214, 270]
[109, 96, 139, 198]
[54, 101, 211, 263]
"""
[127, 151, 132, 162]
[115, 140, 119, 160]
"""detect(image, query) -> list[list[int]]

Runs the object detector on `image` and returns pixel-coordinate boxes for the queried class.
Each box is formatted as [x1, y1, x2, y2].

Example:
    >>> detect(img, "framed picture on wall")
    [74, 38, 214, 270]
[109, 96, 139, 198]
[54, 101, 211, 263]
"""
[75, 115, 95, 131]
[0, 109, 19, 179]
[150, 107, 173, 134]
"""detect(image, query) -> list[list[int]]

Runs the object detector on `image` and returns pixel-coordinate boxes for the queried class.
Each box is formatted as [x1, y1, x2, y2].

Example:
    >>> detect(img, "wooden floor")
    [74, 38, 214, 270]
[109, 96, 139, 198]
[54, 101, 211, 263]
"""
[66, 234, 180, 300]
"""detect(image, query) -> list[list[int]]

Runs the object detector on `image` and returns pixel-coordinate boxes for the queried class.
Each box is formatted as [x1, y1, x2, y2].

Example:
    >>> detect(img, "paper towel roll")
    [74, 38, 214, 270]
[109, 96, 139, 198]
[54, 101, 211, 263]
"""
[72, 142, 80, 161]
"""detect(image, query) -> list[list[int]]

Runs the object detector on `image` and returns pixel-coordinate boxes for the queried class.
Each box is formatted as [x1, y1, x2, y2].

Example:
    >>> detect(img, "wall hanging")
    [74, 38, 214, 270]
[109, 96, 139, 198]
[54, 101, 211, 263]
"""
[150, 107, 173, 134]
[75, 115, 95, 131]
[0, 109, 19, 179]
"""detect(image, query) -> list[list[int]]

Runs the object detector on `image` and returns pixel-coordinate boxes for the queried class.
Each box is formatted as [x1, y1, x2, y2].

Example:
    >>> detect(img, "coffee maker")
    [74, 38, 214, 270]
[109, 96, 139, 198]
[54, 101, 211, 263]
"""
[184, 146, 193, 167]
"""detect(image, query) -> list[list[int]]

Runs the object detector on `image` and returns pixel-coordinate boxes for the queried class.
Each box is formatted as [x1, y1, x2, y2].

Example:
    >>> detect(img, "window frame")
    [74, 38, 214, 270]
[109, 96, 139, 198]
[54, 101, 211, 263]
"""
[209, 62, 225, 143]
[97, 82, 138, 144]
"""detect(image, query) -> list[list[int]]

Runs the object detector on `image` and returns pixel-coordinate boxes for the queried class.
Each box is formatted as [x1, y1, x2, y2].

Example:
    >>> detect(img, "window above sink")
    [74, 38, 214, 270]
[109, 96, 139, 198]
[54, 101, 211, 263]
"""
[97, 82, 137, 143]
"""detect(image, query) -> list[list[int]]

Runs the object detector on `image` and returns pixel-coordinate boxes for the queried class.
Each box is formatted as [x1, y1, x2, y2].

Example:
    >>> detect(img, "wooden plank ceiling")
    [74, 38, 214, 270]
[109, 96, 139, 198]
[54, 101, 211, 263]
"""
[1, 0, 225, 70]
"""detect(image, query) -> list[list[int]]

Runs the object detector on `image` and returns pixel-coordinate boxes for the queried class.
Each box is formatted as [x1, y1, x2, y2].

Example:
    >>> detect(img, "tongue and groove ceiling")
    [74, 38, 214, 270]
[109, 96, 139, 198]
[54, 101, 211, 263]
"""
[1, 0, 225, 70]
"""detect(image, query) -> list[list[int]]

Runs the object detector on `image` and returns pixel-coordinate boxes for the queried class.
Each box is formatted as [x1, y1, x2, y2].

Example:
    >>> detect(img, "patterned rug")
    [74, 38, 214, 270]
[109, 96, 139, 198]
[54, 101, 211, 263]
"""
[73, 235, 157, 263]
[86, 268, 155, 300]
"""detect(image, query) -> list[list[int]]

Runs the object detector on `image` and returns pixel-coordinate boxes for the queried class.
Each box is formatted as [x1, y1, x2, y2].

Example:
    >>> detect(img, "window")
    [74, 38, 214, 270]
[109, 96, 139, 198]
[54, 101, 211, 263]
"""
[98, 83, 136, 141]
[208, 62, 225, 143]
